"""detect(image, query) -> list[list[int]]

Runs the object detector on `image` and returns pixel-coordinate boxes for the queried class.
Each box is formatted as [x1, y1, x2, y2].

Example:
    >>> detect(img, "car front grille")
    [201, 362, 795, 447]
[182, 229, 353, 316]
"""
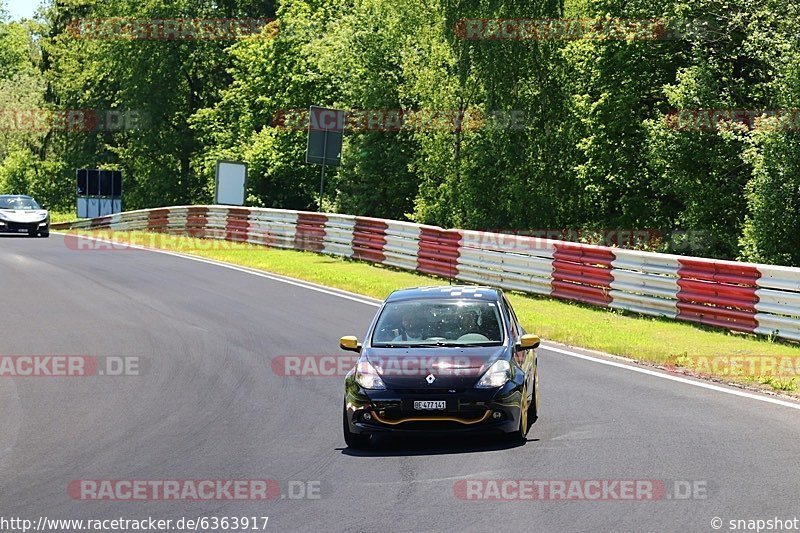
[4, 221, 39, 231]
[370, 409, 492, 428]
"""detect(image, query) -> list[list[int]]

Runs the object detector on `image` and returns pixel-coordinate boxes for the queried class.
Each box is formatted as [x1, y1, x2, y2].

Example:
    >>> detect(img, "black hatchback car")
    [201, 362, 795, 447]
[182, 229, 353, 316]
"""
[341, 286, 539, 448]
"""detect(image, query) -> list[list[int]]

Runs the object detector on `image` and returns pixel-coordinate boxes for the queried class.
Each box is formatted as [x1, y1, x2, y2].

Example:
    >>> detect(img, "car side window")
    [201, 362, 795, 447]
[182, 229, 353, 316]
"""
[502, 296, 521, 339]
[510, 304, 524, 335]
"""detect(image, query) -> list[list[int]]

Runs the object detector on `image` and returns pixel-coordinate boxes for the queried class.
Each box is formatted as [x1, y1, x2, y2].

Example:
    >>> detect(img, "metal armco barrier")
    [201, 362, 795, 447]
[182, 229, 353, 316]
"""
[53, 206, 800, 342]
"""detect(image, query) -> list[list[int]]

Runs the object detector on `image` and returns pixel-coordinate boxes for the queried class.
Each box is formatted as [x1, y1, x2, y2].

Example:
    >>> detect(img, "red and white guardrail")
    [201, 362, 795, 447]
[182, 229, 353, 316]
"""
[53, 205, 800, 342]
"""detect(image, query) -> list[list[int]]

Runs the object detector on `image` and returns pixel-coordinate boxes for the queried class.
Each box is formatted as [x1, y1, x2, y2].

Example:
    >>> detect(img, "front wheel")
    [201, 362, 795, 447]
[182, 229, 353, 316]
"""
[505, 384, 531, 444]
[343, 404, 370, 449]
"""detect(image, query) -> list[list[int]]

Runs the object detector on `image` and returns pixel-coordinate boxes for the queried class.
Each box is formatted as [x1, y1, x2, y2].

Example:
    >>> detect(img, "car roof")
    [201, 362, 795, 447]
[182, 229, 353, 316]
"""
[0, 195, 33, 199]
[385, 285, 503, 302]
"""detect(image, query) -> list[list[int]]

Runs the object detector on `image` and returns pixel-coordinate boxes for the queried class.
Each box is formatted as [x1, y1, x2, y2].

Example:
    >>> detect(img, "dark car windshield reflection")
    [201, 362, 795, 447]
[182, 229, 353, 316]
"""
[371, 299, 504, 347]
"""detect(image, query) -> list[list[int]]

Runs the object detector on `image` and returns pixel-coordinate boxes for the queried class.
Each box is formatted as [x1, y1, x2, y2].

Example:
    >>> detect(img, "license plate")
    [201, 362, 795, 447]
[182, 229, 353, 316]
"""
[413, 400, 446, 410]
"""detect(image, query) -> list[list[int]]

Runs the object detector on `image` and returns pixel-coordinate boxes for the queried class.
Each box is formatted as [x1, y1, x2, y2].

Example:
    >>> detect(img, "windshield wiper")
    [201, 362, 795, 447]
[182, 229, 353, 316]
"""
[372, 343, 416, 348]
[430, 341, 501, 347]
[407, 343, 445, 347]
[374, 341, 501, 348]
[373, 342, 445, 348]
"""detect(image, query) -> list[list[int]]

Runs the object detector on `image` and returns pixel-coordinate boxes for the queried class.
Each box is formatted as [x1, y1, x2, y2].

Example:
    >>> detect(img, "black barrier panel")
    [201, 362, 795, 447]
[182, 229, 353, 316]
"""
[76, 168, 124, 217]
[99, 170, 112, 196]
[76, 169, 123, 198]
[77, 169, 88, 195]
[112, 171, 122, 196]
[87, 170, 100, 196]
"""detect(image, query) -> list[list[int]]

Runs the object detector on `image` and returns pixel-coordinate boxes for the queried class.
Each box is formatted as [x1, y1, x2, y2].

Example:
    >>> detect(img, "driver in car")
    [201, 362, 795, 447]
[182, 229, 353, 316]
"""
[393, 312, 422, 341]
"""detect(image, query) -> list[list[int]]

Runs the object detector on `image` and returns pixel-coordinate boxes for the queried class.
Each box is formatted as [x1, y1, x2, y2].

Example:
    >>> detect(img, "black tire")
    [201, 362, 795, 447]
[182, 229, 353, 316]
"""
[528, 371, 538, 426]
[343, 404, 370, 449]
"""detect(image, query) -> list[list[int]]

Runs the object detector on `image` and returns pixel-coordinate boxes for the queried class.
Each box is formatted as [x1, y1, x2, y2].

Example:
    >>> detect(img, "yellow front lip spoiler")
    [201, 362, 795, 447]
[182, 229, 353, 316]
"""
[370, 410, 492, 426]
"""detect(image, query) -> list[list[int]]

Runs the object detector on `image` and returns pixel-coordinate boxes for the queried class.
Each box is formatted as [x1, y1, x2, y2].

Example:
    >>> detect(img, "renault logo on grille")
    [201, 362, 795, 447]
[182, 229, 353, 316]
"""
[425, 373, 436, 384]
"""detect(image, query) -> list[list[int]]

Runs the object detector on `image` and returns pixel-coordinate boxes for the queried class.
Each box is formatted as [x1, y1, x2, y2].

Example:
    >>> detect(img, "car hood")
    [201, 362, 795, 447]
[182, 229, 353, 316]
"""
[363, 345, 507, 389]
[0, 209, 48, 222]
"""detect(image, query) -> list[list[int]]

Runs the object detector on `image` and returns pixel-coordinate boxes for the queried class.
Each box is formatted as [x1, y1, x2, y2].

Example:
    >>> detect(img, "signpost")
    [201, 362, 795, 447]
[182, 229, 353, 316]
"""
[305, 106, 344, 210]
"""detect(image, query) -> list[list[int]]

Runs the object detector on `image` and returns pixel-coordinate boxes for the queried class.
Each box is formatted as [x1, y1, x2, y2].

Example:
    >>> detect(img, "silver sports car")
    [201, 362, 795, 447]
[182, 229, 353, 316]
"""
[0, 195, 50, 237]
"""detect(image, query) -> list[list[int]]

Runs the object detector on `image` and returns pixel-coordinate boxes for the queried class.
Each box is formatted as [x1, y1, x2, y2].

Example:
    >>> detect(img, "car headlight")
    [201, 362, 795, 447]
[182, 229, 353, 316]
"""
[355, 360, 386, 390]
[476, 359, 512, 388]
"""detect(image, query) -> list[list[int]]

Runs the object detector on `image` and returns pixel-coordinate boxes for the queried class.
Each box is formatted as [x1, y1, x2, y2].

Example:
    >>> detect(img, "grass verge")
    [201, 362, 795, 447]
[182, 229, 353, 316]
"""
[50, 212, 83, 224]
[63, 229, 800, 396]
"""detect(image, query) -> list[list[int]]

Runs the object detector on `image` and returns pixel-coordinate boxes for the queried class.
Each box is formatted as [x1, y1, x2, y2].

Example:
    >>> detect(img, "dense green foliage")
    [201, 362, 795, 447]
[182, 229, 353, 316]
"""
[1, 0, 800, 263]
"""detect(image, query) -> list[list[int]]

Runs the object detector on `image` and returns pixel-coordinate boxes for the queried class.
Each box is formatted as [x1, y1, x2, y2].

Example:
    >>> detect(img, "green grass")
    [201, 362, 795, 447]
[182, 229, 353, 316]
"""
[50, 212, 82, 224]
[65, 229, 800, 395]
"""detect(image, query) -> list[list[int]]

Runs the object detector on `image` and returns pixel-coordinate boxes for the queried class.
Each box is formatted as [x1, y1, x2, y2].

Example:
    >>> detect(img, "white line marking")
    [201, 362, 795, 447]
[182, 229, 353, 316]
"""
[56, 232, 800, 411]
[542, 345, 800, 410]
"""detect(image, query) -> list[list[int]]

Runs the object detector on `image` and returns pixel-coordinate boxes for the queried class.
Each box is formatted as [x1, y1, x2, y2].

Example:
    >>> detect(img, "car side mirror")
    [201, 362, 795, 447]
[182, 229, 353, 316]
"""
[516, 334, 540, 350]
[340, 335, 362, 353]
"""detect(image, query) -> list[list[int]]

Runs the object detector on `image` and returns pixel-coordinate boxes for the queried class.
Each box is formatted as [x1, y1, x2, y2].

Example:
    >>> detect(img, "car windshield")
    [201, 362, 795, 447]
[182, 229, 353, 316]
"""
[0, 197, 41, 210]
[371, 299, 504, 347]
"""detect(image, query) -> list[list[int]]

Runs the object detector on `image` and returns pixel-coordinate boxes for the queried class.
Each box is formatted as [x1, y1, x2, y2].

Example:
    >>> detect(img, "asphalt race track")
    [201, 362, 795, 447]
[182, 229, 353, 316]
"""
[1, 233, 799, 532]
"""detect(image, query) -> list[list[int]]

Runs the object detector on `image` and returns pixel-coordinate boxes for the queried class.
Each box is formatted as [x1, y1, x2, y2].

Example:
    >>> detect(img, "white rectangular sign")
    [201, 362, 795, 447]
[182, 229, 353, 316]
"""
[215, 161, 247, 206]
